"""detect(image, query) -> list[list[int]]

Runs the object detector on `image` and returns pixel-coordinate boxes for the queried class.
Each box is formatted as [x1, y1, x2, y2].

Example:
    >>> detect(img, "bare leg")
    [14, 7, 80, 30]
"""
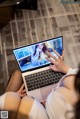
[17, 96, 48, 119]
[3, 92, 21, 119]
[17, 96, 34, 119]
[5, 70, 23, 92]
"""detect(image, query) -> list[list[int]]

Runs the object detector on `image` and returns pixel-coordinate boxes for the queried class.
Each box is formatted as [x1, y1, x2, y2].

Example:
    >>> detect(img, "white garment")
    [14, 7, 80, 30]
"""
[46, 91, 73, 119]
[29, 99, 49, 119]
[56, 68, 79, 89]
[45, 68, 78, 119]
[0, 93, 7, 109]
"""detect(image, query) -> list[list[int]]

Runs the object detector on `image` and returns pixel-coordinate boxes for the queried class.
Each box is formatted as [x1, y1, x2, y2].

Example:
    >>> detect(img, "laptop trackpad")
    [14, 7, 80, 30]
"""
[27, 89, 42, 102]
[40, 84, 57, 101]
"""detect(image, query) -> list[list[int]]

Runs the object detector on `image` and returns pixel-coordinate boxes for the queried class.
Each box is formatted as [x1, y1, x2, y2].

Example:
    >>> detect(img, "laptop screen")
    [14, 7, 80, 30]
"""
[13, 36, 63, 72]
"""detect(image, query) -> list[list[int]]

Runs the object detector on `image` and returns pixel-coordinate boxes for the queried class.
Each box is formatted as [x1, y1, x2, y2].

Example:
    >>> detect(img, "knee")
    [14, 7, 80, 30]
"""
[12, 70, 22, 81]
[4, 92, 21, 111]
[13, 70, 21, 76]
[20, 96, 34, 107]
[6, 92, 21, 102]
[21, 96, 33, 102]
[18, 96, 34, 115]
[6, 92, 21, 99]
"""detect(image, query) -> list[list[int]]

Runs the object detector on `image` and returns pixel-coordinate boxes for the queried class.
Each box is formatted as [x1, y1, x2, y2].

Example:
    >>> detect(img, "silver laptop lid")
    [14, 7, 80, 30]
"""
[13, 36, 63, 72]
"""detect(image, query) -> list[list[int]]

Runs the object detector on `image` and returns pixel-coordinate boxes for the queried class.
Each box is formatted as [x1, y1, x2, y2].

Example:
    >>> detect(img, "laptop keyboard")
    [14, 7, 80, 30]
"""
[25, 69, 65, 91]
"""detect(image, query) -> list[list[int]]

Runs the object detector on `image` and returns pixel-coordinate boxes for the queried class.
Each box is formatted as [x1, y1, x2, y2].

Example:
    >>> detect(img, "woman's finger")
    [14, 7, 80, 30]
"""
[50, 65, 57, 71]
[53, 50, 61, 59]
[46, 51, 58, 61]
[19, 84, 25, 91]
[61, 50, 64, 60]
[22, 89, 26, 93]
[20, 93, 27, 98]
[46, 56, 56, 65]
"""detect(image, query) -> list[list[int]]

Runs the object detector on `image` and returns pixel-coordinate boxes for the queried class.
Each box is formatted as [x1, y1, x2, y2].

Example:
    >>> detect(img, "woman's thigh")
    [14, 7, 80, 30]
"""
[6, 70, 23, 92]
[17, 96, 48, 119]
[3, 92, 21, 119]
[4, 92, 21, 111]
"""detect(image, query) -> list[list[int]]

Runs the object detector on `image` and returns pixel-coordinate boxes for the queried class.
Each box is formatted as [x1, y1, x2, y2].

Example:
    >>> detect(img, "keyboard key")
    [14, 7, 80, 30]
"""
[25, 69, 65, 91]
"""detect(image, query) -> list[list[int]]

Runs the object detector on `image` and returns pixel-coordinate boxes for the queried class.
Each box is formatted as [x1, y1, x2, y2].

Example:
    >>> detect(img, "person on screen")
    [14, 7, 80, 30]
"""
[31, 43, 48, 66]
[42, 43, 48, 53]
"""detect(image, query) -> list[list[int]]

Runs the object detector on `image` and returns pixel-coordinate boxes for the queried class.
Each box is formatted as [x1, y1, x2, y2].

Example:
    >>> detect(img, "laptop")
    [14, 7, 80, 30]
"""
[13, 36, 64, 101]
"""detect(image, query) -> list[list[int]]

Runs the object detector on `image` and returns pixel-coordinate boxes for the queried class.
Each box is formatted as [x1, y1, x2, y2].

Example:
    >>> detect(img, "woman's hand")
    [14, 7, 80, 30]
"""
[46, 50, 70, 73]
[17, 84, 27, 98]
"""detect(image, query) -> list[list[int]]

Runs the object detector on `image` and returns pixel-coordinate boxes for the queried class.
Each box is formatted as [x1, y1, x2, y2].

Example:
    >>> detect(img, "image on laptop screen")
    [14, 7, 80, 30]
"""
[13, 36, 63, 72]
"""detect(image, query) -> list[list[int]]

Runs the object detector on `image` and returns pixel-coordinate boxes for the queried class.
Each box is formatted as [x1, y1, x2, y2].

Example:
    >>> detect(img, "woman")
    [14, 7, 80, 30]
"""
[0, 50, 80, 119]
[31, 44, 43, 66]
[31, 43, 48, 66]
[74, 68, 80, 119]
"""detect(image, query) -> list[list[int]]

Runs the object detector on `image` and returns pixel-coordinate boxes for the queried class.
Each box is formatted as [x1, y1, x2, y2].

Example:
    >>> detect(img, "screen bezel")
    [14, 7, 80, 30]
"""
[13, 36, 63, 73]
